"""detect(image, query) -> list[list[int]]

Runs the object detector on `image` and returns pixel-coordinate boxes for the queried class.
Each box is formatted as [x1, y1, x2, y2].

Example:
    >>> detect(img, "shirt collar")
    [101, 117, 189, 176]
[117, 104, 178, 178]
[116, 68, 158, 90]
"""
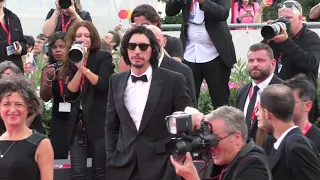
[158, 51, 164, 67]
[130, 65, 153, 82]
[252, 74, 274, 90]
[274, 126, 298, 150]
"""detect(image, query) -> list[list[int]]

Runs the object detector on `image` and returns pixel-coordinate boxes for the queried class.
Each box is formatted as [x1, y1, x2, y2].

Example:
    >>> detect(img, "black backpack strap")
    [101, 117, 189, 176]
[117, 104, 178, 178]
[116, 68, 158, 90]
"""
[231, 152, 272, 180]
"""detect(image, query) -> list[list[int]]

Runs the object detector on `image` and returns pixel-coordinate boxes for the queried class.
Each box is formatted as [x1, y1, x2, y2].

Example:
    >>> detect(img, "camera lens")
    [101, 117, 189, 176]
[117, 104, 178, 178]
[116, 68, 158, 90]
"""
[59, 0, 72, 9]
[261, 22, 286, 39]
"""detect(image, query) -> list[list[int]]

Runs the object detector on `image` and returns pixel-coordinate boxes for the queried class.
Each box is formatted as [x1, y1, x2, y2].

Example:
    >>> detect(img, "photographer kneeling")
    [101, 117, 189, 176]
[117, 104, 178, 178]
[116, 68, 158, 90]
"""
[169, 106, 271, 180]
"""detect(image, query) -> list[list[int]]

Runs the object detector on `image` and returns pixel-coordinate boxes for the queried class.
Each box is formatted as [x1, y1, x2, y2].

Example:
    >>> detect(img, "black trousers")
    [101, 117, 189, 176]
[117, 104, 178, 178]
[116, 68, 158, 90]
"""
[70, 136, 106, 180]
[184, 56, 231, 109]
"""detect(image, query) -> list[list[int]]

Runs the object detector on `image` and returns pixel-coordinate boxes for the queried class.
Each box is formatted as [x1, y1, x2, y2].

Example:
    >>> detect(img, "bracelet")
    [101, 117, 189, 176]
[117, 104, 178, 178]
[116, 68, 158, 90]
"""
[44, 81, 52, 88]
[85, 68, 91, 75]
[46, 76, 53, 82]
[54, 10, 60, 16]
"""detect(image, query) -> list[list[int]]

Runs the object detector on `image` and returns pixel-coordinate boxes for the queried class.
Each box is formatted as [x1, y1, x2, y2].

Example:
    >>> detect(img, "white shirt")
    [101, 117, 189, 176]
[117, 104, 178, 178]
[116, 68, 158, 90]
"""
[124, 66, 152, 130]
[184, 1, 219, 63]
[158, 51, 164, 67]
[274, 126, 299, 150]
[243, 74, 274, 118]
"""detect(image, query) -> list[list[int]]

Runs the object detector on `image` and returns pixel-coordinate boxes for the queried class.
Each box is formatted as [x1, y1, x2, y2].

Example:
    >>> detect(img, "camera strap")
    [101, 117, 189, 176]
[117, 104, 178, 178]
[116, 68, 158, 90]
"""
[0, 17, 11, 44]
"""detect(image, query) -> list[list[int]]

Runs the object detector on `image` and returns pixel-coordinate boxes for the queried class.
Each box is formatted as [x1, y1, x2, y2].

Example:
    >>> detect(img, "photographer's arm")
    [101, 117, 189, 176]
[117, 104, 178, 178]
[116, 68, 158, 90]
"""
[165, 0, 184, 16]
[105, 76, 120, 164]
[43, 9, 60, 38]
[309, 3, 320, 20]
[198, 0, 230, 21]
[274, 31, 320, 72]
[40, 66, 53, 102]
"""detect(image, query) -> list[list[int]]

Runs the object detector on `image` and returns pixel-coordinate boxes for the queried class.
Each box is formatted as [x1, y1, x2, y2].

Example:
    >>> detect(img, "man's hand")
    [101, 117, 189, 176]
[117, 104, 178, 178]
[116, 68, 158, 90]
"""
[170, 152, 201, 180]
[13, 41, 22, 55]
[271, 27, 289, 43]
[192, 113, 206, 131]
[195, 0, 204, 4]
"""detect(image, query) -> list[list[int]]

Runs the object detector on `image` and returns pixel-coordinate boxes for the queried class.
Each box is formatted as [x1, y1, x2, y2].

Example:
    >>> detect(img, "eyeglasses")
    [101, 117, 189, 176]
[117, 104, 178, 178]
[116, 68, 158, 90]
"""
[127, 43, 150, 51]
[217, 132, 236, 142]
[278, 1, 302, 13]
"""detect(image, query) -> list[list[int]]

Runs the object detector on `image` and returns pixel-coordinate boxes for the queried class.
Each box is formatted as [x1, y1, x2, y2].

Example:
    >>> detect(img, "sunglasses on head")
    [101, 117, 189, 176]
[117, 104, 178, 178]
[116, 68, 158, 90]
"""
[278, 1, 301, 13]
[127, 43, 150, 51]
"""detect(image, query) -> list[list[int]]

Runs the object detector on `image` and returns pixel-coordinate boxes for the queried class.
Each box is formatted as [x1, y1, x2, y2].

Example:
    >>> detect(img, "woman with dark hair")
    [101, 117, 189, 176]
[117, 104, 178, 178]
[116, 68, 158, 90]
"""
[0, 0, 28, 72]
[42, 0, 92, 37]
[0, 75, 54, 180]
[40, 31, 69, 159]
[0, 61, 43, 135]
[65, 21, 114, 179]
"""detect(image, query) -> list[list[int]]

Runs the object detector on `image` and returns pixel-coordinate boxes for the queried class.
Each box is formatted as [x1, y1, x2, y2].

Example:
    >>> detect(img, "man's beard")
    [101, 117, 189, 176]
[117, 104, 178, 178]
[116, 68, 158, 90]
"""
[249, 69, 270, 80]
[131, 63, 144, 69]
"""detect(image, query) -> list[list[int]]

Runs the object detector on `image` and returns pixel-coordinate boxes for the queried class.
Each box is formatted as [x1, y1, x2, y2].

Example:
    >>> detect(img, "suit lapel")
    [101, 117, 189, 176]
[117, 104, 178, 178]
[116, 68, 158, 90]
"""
[138, 68, 164, 134]
[269, 128, 301, 170]
[239, 84, 251, 112]
[117, 71, 138, 133]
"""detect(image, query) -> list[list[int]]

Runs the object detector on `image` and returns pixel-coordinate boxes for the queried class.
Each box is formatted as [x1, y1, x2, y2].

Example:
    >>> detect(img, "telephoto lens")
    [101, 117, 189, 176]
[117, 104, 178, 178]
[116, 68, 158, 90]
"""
[261, 17, 291, 39]
[59, 0, 72, 9]
[68, 41, 86, 63]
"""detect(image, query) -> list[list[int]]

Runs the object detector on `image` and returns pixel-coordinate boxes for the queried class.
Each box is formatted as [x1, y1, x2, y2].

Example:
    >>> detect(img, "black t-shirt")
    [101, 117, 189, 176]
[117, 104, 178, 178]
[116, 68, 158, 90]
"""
[164, 34, 183, 60]
[45, 8, 92, 32]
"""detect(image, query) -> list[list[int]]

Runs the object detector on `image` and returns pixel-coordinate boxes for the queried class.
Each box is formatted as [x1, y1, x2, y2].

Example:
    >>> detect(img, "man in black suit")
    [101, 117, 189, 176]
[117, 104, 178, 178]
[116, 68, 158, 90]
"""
[105, 26, 192, 180]
[283, 74, 320, 152]
[256, 84, 320, 180]
[146, 25, 197, 107]
[171, 106, 271, 180]
[166, 0, 236, 109]
[236, 43, 282, 141]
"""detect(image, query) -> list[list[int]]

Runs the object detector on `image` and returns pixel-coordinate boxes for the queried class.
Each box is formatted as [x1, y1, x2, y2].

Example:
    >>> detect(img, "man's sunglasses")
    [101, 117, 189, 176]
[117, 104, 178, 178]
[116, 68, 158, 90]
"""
[278, 1, 302, 13]
[127, 43, 150, 51]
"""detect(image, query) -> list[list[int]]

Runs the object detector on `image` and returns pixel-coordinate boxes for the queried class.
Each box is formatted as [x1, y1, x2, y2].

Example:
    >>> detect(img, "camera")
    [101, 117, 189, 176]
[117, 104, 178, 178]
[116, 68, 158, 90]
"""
[59, 0, 72, 9]
[165, 112, 219, 162]
[68, 41, 87, 63]
[261, 17, 291, 39]
[52, 61, 63, 70]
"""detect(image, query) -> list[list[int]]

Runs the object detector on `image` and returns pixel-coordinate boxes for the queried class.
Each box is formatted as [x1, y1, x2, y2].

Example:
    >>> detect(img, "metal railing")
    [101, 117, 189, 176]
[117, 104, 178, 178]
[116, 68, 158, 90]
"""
[162, 22, 320, 31]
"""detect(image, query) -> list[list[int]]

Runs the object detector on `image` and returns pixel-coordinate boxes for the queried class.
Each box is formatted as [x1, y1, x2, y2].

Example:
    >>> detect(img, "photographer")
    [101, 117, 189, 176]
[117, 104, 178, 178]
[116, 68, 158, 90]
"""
[170, 106, 271, 180]
[65, 21, 114, 180]
[262, 0, 320, 122]
[40, 31, 69, 159]
[42, 0, 92, 37]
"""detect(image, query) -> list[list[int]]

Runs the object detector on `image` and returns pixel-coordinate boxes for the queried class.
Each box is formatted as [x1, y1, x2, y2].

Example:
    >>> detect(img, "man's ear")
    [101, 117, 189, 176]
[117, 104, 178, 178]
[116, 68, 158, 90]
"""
[305, 101, 313, 112]
[163, 35, 167, 47]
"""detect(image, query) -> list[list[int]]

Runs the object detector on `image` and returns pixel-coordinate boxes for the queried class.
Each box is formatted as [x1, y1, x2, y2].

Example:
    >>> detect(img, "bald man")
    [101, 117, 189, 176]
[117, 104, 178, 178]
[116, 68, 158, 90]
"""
[147, 25, 197, 107]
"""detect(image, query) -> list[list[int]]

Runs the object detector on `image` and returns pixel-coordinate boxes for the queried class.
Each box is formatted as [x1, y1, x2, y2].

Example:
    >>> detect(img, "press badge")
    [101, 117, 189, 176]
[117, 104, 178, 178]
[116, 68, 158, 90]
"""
[59, 102, 71, 112]
[6, 45, 14, 56]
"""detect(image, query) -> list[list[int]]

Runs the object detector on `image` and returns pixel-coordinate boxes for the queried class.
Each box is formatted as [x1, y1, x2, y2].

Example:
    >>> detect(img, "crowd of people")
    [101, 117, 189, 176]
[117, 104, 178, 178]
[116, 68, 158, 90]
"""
[0, 0, 319, 180]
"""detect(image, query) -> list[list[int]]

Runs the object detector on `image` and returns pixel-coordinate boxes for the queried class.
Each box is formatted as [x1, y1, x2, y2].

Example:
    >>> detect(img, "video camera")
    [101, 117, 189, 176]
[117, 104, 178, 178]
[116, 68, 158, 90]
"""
[261, 17, 292, 39]
[165, 111, 219, 163]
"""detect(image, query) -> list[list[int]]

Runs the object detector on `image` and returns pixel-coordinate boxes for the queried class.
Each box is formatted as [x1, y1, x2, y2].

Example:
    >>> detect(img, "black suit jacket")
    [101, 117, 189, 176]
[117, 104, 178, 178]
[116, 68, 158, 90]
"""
[270, 128, 320, 180]
[306, 124, 320, 153]
[105, 67, 192, 180]
[160, 54, 197, 107]
[65, 50, 114, 144]
[235, 75, 282, 140]
[165, 0, 236, 68]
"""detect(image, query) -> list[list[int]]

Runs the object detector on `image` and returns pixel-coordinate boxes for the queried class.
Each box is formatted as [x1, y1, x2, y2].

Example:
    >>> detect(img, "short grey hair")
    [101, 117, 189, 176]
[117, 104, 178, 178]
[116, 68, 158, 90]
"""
[206, 106, 248, 142]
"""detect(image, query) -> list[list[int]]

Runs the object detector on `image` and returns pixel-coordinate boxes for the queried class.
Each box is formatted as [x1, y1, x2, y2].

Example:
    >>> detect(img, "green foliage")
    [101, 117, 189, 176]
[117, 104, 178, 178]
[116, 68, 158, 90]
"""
[198, 83, 213, 114]
[163, 13, 184, 25]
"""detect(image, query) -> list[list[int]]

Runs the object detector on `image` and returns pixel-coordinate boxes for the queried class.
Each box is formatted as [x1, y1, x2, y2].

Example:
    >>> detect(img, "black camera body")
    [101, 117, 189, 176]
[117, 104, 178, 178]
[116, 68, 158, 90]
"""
[52, 61, 63, 70]
[165, 112, 218, 162]
[261, 17, 292, 39]
[59, 0, 72, 9]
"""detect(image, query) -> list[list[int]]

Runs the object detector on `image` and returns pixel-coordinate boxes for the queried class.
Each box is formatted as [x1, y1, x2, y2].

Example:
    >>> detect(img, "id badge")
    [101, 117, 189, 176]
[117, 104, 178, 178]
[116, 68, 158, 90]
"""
[277, 63, 282, 73]
[59, 102, 71, 112]
[6, 45, 14, 56]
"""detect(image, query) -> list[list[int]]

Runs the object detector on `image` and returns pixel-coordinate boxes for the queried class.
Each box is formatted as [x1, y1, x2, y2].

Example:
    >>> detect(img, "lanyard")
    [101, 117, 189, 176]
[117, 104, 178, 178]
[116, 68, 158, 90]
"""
[190, 0, 196, 13]
[59, 80, 66, 102]
[218, 167, 227, 180]
[61, 13, 73, 32]
[0, 17, 11, 44]
[302, 122, 312, 136]
[248, 86, 259, 121]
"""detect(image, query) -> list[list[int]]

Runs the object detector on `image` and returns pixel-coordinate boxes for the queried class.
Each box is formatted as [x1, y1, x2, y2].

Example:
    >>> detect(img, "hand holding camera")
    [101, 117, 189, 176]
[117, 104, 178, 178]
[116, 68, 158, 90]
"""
[261, 17, 291, 42]
[46, 64, 56, 80]
[170, 152, 200, 180]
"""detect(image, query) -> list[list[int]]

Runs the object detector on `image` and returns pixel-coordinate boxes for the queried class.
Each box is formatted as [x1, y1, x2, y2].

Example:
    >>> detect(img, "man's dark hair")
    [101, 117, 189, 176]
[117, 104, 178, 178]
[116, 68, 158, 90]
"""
[120, 26, 160, 69]
[108, 31, 120, 49]
[131, 4, 161, 29]
[283, 73, 316, 102]
[260, 84, 295, 122]
[24, 35, 35, 48]
[248, 43, 274, 59]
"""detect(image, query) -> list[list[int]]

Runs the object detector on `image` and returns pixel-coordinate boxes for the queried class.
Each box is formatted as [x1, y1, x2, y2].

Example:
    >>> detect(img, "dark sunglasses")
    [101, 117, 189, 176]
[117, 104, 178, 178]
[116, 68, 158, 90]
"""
[127, 43, 150, 51]
[278, 1, 302, 13]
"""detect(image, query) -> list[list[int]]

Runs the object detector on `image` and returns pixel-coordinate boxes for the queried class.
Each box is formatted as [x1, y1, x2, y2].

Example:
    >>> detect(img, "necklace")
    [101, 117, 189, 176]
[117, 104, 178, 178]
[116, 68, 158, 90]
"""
[0, 141, 16, 158]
